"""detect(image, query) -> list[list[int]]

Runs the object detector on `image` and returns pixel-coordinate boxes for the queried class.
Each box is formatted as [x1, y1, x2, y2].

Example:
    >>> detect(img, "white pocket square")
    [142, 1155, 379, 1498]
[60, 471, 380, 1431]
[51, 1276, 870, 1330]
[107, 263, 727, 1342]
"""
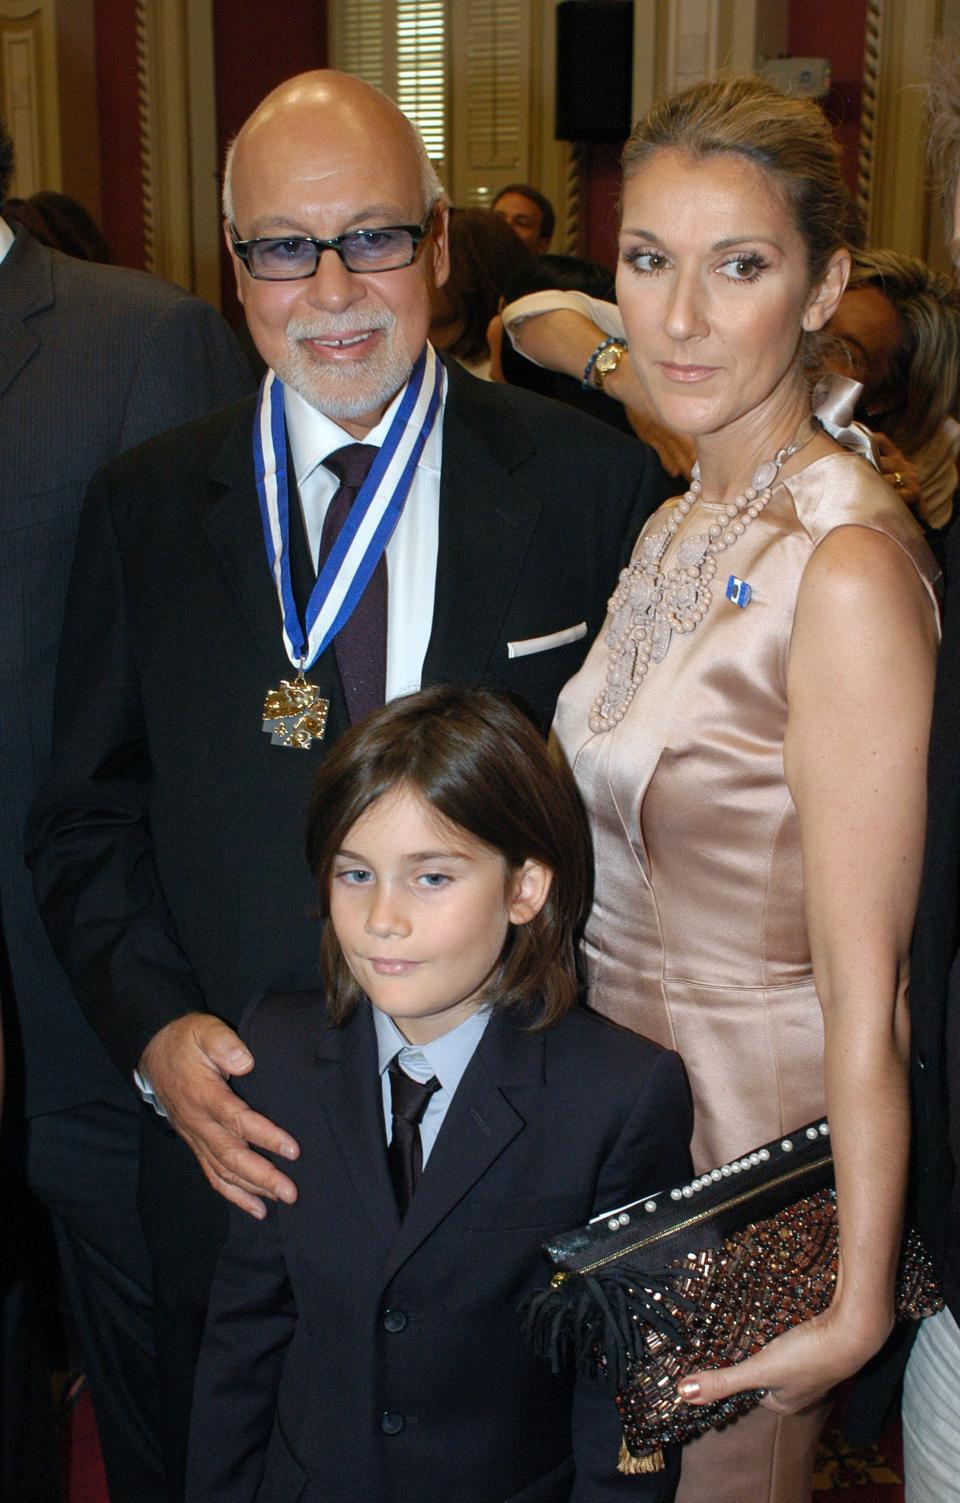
[507, 622, 587, 659]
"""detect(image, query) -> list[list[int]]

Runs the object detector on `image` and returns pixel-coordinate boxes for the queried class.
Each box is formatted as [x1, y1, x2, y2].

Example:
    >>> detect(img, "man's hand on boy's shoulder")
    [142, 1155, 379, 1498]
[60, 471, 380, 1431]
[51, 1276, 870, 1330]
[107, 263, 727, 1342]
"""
[138, 1012, 301, 1218]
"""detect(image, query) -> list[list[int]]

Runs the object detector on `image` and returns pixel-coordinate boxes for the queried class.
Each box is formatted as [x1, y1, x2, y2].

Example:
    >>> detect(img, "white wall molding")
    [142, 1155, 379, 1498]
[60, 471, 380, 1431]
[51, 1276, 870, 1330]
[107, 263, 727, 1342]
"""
[1, 0, 61, 197]
[135, 0, 220, 300]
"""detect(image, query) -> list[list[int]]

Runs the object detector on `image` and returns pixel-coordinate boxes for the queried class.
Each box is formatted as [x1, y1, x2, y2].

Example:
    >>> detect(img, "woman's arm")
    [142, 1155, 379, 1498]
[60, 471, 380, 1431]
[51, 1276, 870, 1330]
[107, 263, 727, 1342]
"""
[503, 299, 695, 478]
[680, 523, 937, 1414]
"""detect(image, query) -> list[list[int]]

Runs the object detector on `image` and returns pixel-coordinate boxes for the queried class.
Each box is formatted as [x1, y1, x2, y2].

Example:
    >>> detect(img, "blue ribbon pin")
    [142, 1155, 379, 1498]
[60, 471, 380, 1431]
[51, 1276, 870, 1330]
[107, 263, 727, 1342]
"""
[726, 575, 752, 608]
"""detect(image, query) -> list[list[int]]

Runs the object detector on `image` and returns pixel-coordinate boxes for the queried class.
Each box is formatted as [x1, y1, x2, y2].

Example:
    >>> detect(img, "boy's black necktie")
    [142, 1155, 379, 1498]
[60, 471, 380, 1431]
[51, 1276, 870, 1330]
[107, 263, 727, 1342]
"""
[387, 1058, 440, 1217]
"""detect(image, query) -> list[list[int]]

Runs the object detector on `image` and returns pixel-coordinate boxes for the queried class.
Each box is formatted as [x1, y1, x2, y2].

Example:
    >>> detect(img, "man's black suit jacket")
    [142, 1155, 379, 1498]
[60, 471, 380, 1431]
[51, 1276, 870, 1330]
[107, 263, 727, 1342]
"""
[0, 225, 252, 1117]
[27, 361, 670, 1090]
[846, 520, 960, 1445]
[187, 995, 692, 1503]
[909, 518, 960, 1320]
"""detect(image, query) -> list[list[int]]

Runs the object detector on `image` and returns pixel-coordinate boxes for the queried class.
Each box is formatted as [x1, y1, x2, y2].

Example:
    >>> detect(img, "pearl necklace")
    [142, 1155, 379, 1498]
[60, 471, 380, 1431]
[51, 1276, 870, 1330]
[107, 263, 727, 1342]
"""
[588, 428, 812, 734]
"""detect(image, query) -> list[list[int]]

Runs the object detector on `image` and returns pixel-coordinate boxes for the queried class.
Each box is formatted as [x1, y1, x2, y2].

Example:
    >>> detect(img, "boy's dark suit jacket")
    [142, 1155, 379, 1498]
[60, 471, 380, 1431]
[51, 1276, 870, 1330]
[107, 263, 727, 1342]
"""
[187, 996, 693, 1503]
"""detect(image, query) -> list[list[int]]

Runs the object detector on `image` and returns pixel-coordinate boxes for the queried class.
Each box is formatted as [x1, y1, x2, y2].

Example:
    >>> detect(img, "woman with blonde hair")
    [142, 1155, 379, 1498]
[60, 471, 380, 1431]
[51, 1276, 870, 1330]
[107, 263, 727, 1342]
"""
[552, 75, 939, 1502]
[828, 246, 960, 527]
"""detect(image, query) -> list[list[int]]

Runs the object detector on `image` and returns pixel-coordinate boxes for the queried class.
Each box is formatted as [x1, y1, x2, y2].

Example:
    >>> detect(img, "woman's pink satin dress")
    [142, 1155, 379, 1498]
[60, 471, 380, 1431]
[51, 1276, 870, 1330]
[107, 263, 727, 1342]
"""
[555, 452, 939, 1503]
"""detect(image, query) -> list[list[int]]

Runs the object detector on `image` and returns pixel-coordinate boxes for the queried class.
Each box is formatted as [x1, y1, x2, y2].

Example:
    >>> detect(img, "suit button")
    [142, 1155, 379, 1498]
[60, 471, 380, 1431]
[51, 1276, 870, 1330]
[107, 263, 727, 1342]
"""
[381, 1411, 405, 1435]
[383, 1308, 407, 1333]
[917, 1054, 927, 1073]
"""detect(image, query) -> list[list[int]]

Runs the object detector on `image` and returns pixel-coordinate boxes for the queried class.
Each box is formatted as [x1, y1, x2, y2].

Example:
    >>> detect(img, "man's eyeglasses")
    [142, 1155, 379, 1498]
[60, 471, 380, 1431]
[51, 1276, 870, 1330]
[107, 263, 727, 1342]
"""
[230, 214, 433, 281]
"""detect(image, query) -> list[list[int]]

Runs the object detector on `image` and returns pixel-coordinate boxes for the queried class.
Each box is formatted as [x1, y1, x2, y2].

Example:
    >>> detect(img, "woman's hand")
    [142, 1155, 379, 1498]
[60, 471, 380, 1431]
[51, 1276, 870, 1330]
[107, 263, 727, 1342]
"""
[486, 313, 506, 381]
[624, 406, 696, 478]
[677, 1296, 894, 1416]
[873, 431, 921, 512]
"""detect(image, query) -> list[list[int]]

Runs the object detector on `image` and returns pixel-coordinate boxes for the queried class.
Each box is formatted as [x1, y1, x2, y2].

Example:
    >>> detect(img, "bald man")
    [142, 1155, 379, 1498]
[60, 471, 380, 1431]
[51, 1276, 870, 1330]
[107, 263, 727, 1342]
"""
[27, 72, 671, 1496]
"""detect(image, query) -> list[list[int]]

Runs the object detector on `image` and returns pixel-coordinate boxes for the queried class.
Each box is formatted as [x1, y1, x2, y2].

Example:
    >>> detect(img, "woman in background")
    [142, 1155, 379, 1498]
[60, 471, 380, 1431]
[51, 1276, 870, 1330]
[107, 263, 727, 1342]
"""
[429, 207, 528, 378]
[827, 247, 960, 529]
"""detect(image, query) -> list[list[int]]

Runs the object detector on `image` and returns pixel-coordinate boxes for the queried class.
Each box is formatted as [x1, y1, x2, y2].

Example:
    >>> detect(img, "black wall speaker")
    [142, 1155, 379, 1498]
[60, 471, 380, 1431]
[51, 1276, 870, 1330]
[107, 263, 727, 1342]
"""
[555, 0, 634, 143]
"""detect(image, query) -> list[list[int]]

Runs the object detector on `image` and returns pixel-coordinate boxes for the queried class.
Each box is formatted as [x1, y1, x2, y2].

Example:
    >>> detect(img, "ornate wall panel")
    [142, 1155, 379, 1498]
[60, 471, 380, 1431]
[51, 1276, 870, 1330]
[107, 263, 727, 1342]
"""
[0, 0, 61, 197]
[633, 0, 787, 105]
[860, 0, 940, 259]
[133, 0, 220, 297]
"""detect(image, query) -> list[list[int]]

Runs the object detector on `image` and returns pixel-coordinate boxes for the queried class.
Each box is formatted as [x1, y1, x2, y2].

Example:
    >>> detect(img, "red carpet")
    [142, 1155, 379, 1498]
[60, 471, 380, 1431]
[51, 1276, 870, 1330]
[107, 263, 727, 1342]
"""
[61, 1386, 904, 1502]
[59, 1385, 108, 1503]
[813, 1409, 905, 1501]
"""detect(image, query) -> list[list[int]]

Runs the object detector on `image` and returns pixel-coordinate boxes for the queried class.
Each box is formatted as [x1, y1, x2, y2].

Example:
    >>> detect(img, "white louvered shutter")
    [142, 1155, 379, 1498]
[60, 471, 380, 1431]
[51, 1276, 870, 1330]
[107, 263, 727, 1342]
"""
[330, 0, 448, 183]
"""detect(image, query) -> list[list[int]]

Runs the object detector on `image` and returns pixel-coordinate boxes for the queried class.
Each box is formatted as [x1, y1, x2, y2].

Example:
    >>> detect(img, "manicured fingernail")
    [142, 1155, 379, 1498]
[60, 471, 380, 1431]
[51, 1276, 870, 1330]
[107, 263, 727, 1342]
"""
[228, 1049, 251, 1068]
[679, 1380, 700, 1399]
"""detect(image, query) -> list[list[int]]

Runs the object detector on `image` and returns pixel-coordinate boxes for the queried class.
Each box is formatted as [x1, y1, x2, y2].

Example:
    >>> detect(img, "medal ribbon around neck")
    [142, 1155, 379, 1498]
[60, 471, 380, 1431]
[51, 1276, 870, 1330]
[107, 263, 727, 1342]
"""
[253, 342, 445, 672]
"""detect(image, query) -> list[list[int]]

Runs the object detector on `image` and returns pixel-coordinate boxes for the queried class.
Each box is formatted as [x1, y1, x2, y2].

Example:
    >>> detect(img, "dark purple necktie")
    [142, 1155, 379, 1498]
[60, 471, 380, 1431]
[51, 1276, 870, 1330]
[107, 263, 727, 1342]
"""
[319, 442, 385, 723]
[387, 1059, 440, 1217]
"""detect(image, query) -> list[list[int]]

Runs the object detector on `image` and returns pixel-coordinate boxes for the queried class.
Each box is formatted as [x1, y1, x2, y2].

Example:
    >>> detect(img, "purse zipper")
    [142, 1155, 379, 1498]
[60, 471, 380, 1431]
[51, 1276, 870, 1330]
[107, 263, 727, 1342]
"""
[557, 1155, 833, 1281]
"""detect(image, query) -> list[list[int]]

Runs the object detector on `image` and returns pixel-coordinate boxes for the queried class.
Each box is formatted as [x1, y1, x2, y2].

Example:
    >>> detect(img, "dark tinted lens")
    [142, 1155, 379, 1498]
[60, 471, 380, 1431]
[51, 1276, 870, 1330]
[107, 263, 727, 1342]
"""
[249, 238, 318, 279]
[341, 228, 415, 270]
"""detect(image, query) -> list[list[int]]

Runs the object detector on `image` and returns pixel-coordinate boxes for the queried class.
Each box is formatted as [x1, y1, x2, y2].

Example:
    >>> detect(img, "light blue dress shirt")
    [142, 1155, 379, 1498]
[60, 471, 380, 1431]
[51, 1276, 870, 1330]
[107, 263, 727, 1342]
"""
[372, 1005, 491, 1167]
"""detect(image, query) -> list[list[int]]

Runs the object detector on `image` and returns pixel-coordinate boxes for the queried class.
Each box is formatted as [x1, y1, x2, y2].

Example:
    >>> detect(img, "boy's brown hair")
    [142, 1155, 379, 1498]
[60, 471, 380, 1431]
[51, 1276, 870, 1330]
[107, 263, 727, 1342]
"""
[305, 685, 592, 1027]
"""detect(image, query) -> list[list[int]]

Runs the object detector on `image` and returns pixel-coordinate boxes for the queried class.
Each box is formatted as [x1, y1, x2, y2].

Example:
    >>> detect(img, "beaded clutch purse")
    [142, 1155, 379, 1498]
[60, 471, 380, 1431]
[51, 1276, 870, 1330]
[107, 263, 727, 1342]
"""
[521, 1119, 942, 1474]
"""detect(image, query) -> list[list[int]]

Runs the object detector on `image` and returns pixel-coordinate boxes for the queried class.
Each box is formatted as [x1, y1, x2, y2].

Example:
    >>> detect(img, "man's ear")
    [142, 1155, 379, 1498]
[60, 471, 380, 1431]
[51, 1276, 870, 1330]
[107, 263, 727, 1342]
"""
[429, 198, 451, 290]
[507, 860, 553, 926]
[223, 219, 246, 306]
[802, 247, 850, 333]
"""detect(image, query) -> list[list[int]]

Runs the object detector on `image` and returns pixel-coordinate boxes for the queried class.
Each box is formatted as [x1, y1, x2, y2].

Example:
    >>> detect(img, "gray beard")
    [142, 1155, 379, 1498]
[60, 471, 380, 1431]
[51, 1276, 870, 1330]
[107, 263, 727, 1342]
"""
[276, 313, 415, 421]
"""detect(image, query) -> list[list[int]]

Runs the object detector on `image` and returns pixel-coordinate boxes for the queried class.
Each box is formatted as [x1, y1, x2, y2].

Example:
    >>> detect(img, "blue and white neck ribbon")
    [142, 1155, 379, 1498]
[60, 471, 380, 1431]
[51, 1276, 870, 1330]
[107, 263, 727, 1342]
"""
[254, 343, 445, 672]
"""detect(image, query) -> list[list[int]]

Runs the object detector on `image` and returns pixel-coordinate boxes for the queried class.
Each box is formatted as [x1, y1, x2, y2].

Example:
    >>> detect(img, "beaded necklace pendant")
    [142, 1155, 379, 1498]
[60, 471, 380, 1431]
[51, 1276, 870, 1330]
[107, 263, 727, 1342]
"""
[588, 435, 807, 734]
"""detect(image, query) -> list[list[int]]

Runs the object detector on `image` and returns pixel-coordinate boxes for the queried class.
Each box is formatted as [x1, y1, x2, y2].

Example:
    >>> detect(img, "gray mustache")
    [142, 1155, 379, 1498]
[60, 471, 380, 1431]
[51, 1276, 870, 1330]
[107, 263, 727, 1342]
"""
[288, 313, 395, 339]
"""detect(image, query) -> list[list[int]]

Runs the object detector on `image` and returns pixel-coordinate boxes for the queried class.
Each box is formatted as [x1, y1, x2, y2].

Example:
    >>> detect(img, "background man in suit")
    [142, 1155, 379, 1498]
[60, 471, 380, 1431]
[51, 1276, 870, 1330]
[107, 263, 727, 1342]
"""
[0, 114, 253, 1500]
[895, 50, 960, 1501]
[27, 71, 671, 1499]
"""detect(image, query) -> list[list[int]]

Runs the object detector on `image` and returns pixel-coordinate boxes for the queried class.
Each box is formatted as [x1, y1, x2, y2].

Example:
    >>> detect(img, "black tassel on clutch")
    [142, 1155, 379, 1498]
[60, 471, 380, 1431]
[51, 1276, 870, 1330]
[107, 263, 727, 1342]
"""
[521, 1119, 942, 1473]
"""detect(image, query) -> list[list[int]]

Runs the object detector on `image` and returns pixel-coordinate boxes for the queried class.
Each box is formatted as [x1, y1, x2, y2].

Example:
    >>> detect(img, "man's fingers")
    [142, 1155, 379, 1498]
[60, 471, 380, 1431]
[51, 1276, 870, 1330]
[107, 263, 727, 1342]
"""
[196, 1156, 268, 1220]
[166, 1078, 299, 1205]
[231, 1103, 300, 1162]
[213, 1138, 298, 1204]
[188, 1125, 298, 1203]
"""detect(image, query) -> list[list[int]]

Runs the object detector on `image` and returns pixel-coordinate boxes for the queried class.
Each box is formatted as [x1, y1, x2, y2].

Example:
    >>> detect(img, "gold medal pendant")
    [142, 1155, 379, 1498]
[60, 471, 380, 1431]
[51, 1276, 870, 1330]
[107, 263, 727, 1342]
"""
[262, 672, 329, 749]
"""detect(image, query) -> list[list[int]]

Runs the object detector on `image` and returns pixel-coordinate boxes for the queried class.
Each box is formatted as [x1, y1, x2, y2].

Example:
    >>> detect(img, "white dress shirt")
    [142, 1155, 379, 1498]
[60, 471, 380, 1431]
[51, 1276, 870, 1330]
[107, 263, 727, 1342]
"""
[283, 370, 444, 701]
[373, 1004, 490, 1167]
[0, 215, 15, 265]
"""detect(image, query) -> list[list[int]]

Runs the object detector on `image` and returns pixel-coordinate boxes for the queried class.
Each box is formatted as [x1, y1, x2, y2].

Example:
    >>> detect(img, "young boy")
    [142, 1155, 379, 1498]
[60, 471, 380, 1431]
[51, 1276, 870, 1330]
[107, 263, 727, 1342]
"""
[186, 686, 692, 1502]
